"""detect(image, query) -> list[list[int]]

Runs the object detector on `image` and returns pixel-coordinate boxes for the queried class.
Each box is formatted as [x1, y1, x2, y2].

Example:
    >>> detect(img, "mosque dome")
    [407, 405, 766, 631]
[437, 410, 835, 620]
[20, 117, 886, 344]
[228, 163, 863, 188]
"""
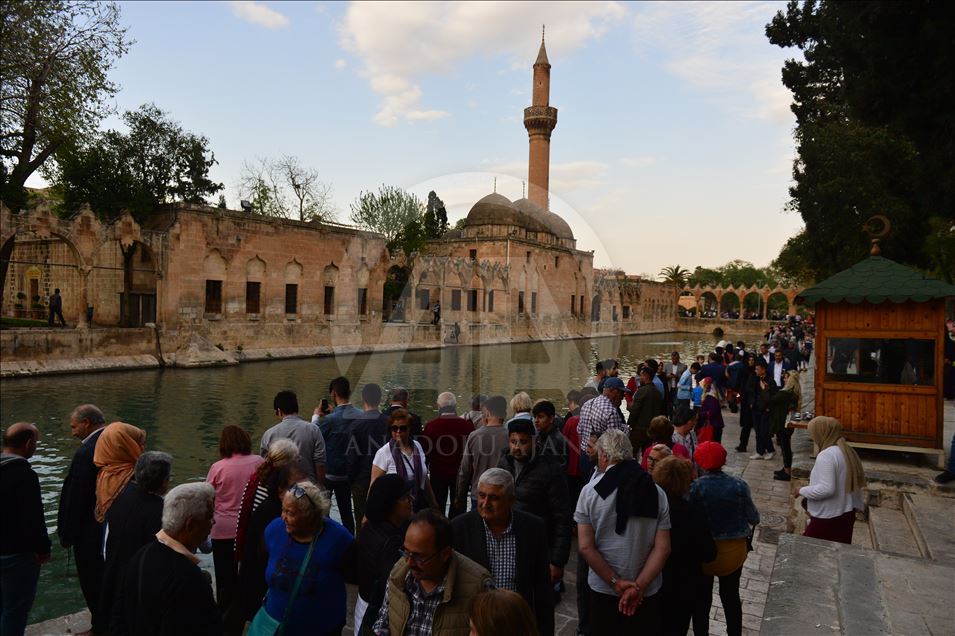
[513, 197, 575, 240]
[465, 193, 550, 233]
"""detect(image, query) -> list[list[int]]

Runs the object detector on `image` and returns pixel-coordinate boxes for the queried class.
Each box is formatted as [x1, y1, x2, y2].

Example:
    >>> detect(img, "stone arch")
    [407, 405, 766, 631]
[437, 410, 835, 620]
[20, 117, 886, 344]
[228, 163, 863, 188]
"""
[766, 291, 789, 319]
[246, 255, 266, 279]
[719, 291, 740, 317]
[383, 264, 410, 322]
[203, 250, 228, 276]
[698, 291, 718, 318]
[284, 258, 303, 281]
[591, 293, 602, 322]
[742, 290, 763, 319]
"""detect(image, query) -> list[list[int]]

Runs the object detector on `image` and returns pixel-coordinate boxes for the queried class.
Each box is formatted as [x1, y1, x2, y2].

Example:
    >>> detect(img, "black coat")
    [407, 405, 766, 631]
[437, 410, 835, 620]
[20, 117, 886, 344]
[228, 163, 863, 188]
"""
[57, 428, 104, 549]
[111, 541, 221, 636]
[355, 520, 404, 634]
[452, 510, 554, 636]
[497, 453, 571, 568]
[0, 454, 51, 556]
[660, 496, 717, 631]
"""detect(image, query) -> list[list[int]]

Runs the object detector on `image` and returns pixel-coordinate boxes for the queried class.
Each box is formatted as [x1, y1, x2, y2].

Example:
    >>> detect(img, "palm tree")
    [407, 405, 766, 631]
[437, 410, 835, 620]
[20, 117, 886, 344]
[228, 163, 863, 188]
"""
[659, 265, 691, 287]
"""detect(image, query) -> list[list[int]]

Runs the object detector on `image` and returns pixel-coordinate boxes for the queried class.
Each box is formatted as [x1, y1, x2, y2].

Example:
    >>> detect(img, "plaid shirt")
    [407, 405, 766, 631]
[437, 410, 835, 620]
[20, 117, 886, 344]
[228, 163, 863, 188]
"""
[482, 518, 517, 591]
[577, 394, 628, 453]
[373, 567, 494, 636]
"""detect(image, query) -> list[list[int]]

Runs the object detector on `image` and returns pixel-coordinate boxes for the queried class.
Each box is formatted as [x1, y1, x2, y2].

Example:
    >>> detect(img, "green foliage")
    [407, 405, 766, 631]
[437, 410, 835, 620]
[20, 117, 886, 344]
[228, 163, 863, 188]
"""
[349, 185, 426, 256]
[923, 217, 955, 284]
[47, 104, 222, 220]
[0, 1, 131, 211]
[424, 190, 448, 238]
[766, 1, 954, 282]
[658, 265, 690, 286]
[217, 194, 227, 209]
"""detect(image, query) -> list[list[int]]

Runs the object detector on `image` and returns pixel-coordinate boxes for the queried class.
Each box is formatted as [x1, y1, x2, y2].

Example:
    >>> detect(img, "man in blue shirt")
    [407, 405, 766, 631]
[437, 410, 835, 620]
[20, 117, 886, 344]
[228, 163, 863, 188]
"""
[316, 377, 362, 534]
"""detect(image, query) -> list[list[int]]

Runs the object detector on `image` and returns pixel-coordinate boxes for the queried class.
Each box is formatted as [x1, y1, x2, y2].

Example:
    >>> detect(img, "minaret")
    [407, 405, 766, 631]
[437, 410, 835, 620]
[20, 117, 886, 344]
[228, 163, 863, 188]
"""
[524, 27, 558, 210]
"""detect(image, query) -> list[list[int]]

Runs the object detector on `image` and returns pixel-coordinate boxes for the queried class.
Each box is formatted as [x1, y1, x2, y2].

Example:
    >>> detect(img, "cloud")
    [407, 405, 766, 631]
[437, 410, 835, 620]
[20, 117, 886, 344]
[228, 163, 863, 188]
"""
[338, 1, 627, 126]
[631, 1, 794, 123]
[619, 155, 657, 169]
[334, 58, 348, 70]
[406, 109, 450, 122]
[228, 1, 289, 30]
[491, 160, 609, 195]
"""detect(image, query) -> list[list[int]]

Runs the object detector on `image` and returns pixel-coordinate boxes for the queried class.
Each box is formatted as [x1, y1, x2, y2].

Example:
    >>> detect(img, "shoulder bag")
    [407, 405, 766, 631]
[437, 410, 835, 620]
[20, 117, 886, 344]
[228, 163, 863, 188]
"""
[248, 535, 317, 636]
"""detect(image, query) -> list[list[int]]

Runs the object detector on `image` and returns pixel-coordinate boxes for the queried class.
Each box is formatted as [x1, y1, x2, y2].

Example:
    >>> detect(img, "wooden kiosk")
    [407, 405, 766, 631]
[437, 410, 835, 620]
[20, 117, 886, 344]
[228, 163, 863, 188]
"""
[796, 245, 955, 466]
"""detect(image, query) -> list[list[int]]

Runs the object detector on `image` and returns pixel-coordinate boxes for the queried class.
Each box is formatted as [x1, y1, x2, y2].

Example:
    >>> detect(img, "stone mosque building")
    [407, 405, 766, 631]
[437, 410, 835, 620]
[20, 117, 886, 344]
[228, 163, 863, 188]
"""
[1, 34, 679, 369]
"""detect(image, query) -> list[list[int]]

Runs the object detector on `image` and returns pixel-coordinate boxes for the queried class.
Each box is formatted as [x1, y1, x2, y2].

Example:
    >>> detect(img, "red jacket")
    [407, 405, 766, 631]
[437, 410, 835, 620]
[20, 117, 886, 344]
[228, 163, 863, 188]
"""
[420, 414, 474, 479]
[562, 414, 582, 476]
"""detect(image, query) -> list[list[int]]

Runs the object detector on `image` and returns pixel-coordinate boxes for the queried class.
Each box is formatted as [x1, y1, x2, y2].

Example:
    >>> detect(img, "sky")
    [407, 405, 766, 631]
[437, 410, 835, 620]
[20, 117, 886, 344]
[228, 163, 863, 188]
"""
[30, 1, 808, 277]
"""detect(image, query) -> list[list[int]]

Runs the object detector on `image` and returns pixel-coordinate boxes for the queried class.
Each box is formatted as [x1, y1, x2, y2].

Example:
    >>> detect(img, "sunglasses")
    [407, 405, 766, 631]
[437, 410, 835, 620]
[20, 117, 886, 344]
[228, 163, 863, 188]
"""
[398, 547, 441, 566]
[391, 425, 409, 432]
[289, 483, 317, 511]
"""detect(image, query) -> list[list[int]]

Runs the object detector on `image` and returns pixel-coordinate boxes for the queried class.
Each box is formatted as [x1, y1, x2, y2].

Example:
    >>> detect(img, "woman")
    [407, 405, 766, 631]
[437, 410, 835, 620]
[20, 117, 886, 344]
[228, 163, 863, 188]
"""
[644, 443, 672, 477]
[355, 474, 414, 634]
[797, 417, 865, 544]
[654, 455, 716, 636]
[234, 438, 301, 561]
[93, 422, 146, 523]
[640, 416, 689, 470]
[735, 354, 756, 453]
[252, 481, 355, 636]
[689, 442, 760, 636]
[770, 371, 801, 482]
[370, 408, 436, 511]
[698, 378, 725, 443]
[207, 425, 264, 611]
[468, 589, 536, 636]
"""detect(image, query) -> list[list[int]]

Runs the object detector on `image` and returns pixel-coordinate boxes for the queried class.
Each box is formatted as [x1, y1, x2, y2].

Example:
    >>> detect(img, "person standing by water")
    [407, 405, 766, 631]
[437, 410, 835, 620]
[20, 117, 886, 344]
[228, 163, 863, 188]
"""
[770, 371, 801, 482]
[371, 409, 437, 512]
[1, 422, 50, 636]
[747, 360, 776, 460]
[48, 288, 66, 327]
[57, 404, 107, 636]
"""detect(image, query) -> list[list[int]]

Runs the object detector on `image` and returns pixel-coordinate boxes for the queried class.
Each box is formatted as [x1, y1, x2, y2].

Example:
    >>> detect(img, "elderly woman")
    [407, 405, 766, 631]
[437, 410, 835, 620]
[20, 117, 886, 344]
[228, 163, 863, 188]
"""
[355, 474, 414, 633]
[797, 417, 865, 544]
[206, 425, 263, 610]
[251, 481, 355, 636]
[93, 422, 146, 523]
[653, 456, 716, 636]
[689, 442, 759, 636]
[100, 451, 172, 625]
[371, 408, 436, 511]
[234, 438, 301, 560]
[111, 483, 220, 635]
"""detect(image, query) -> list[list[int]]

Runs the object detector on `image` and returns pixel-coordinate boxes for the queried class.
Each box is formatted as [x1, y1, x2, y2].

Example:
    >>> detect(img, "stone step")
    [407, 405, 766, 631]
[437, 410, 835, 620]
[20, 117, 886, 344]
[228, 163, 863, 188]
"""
[904, 492, 955, 567]
[868, 506, 923, 558]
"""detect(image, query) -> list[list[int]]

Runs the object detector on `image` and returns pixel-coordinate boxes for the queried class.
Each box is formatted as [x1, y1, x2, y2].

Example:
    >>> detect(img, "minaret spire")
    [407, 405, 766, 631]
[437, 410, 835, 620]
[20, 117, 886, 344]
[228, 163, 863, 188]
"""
[524, 28, 557, 209]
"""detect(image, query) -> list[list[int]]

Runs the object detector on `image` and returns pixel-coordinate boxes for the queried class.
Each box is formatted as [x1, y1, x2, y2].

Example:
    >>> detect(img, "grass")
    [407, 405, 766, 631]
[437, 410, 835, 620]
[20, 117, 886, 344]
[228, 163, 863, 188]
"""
[1, 316, 51, 329]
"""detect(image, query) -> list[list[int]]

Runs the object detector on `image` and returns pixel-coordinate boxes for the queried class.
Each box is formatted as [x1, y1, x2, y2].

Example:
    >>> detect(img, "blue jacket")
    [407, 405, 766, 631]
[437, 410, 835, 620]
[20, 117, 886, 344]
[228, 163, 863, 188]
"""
[319, 405, 363, 480]
[677, 368, 693, 400]
[689, 471, 759, 540]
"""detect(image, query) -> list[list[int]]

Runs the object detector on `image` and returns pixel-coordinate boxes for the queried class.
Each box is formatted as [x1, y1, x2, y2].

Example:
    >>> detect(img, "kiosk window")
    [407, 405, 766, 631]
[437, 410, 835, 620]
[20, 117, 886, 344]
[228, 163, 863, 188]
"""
[826, 338, 934, 385]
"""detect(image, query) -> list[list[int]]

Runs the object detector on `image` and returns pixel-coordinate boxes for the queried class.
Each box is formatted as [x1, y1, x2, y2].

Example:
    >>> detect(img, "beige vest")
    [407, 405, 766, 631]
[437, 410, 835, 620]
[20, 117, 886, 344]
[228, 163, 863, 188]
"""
[386, 551, 491, 635]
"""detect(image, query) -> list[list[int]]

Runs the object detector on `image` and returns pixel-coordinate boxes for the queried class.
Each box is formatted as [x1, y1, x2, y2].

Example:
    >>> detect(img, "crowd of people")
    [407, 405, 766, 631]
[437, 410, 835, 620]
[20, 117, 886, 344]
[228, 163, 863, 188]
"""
[0, 317, 905, 636]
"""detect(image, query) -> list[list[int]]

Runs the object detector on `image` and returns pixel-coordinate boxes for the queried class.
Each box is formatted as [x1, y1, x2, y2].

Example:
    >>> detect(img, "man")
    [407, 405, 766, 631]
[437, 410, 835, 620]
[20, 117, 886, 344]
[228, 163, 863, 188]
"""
[111, 483, 221, 635]
[316, 377, 362, 534]
[662, 352, 687, 415]
[463, 394, 486, 429]
[595, 360, 619, 393]
[725, 354, 747, 414]
[1, 422, 51, 635]
[583, 361, 606, 391]
[348, 383, 390, 527]
[532, 400, 568, 470]
[420, 392, 474, 517]
[431, 301, 441, 325]
[58, 404, 107, 635]
[576, 377, 630, 471]
[671, 406, 699, 468]
[645, 359, 666, 398]
[770, 349, 793, 388]
[387, 388, 423, 437]
[575, 430, 671, 633]
[695, 352, 726, 391]
[758, 342, 772, 365]
[99, 451, 172, 625]
[498, 419, 571, 591]
[628, 367, 664, 453]
[260, 390, 326, 486]
[452, 469, 553, 635]
[455, 395, 509, 513]
[373, 509, 492, 635]
[48, 287, 66, 327]
[748, 360, 777, 460]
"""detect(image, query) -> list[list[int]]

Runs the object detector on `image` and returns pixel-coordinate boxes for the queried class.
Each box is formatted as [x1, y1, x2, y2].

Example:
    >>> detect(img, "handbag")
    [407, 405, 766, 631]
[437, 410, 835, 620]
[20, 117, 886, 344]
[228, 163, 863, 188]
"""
[248, 535, 317, 636]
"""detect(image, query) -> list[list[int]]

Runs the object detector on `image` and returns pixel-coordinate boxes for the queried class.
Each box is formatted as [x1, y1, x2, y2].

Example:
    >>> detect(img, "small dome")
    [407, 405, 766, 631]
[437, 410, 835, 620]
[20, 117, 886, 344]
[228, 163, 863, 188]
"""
[514, 198, 575, 240]
[465, 193, 549, 233]
[545, 211, 574, 240]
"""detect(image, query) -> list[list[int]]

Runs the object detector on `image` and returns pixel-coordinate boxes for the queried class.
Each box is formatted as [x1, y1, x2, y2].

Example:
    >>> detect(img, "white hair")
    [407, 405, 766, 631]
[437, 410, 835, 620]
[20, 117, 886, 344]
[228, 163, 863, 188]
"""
[477, 467, 515, 498]
[162, 482, 215, 534]
[437, 392, 457, 410]
[266, 438, 300, 463]
[510, 392, 532, 414]
[596, 429, 634, 463]
[284, 480, 331, 521]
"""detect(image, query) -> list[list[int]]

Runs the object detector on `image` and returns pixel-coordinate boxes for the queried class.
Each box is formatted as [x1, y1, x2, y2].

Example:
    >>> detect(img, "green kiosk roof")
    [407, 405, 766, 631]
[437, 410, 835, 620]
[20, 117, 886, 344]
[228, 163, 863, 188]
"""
[796, 255, 955, 306]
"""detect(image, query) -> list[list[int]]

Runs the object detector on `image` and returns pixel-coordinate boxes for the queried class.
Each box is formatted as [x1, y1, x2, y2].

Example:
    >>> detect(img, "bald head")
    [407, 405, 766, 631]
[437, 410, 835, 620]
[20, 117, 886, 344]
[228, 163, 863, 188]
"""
[3, 422, 39, 458]
[69, 404, 105, 440]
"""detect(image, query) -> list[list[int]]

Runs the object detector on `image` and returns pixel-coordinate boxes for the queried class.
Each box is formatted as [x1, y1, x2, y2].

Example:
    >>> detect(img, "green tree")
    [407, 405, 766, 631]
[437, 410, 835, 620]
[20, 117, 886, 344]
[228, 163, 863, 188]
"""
[349, 185, 426, 255]
[766, 1, 954, 281]
[658, 265, 690, 286]
[424, 190, 448, 238]
[48, 104, 222, 219]
[0, 1, 131, 211]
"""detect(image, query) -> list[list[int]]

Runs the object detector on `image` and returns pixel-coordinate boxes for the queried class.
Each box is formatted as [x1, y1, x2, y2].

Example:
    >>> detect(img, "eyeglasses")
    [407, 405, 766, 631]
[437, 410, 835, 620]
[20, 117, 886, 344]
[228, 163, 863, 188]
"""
[391, 425, 409, 432]
[399, 547, 441, 566]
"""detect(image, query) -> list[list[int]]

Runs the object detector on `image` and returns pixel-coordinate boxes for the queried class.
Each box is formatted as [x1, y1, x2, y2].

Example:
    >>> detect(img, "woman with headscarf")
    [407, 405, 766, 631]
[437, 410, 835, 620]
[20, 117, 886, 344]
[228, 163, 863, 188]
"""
[797, 417, 865, 544]
[770, 370, 802, 482]
[93, 422, 146, 523]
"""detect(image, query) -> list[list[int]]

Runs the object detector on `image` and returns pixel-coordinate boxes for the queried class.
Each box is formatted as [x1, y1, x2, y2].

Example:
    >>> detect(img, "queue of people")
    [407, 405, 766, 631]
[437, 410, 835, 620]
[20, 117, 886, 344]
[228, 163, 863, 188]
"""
[2, 321, 878, 636]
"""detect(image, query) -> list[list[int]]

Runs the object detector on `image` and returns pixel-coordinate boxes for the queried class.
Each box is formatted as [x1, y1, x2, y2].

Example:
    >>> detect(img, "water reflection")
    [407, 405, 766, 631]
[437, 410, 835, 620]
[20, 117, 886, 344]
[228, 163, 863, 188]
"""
[0, 331, 723, 623]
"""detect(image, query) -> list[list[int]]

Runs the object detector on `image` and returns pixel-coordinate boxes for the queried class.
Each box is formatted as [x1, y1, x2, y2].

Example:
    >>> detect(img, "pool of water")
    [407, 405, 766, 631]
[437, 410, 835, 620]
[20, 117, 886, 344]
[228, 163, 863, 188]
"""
[1, 331, 731, 623]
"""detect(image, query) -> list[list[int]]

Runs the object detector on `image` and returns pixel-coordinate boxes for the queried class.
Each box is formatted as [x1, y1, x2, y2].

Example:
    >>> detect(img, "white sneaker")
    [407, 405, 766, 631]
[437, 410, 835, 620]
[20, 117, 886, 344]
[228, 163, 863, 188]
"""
[749, 453, 765, 460]
[763, 452, 775, 460]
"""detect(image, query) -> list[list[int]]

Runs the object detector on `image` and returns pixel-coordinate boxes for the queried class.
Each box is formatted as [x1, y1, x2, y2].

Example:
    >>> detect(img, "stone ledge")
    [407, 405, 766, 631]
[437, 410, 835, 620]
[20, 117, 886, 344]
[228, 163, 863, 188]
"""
[0, 354, 161, 378]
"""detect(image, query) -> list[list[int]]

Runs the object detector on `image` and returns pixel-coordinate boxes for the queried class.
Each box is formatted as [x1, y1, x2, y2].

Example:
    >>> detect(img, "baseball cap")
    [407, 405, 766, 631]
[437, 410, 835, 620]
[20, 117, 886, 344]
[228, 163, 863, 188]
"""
[603, 377, 632, 393]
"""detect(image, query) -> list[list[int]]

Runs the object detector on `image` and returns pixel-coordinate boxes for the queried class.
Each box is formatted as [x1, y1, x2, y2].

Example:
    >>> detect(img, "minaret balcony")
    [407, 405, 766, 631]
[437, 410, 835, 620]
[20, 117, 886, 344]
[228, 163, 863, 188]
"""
[523, 106, 558, 131]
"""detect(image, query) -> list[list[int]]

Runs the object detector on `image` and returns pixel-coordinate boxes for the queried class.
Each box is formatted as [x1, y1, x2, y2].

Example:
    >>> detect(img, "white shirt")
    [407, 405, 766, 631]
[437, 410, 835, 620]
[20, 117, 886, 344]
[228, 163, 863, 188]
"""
[799, 446, 863, 519]
[372, 440, 428, 483]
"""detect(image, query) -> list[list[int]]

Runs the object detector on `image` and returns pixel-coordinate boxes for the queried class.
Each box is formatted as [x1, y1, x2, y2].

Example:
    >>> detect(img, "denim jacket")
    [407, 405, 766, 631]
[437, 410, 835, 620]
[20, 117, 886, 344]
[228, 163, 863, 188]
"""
[317, 404, 363, 479]
[676, 368, 693, 401]
[689, 471, 760, 540]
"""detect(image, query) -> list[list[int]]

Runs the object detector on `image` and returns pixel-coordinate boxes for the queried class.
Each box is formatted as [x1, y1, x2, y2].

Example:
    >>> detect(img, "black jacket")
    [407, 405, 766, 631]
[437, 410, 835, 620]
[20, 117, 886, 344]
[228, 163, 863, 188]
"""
[497, 453, 571, 568]
[347, 411, 390, 484]
[452, 510, 554, 635]
[355, 520, 405, 634]
[57, 428, 104, 548]
[111, 540, 221, 636]
[745, 374, 777, 413]
[0, 454, 51, 556]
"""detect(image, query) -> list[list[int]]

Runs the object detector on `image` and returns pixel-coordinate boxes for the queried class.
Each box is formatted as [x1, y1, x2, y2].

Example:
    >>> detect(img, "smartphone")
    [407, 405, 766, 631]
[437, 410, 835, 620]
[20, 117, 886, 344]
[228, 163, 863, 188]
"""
[320, 398, 329, 412]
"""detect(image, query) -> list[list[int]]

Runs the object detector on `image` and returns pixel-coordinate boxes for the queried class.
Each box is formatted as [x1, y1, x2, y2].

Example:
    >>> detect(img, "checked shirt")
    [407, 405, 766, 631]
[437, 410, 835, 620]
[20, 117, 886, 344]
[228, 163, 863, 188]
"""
[482, 518, 517, 591]
[577, 394, 628, 453]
